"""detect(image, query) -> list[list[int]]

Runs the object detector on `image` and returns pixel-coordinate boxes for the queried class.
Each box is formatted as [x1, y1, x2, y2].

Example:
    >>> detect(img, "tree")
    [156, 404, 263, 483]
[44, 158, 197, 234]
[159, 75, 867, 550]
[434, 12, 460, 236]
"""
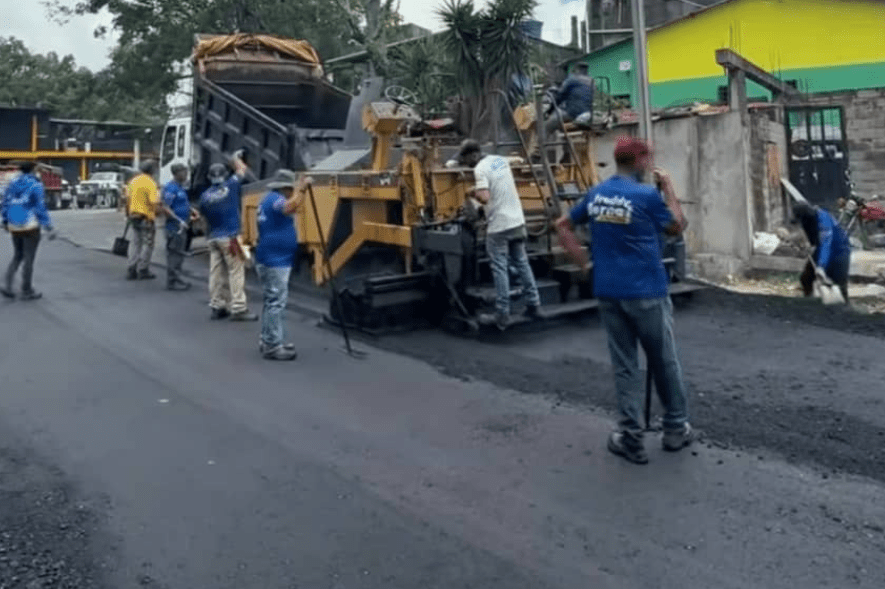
[46, 0, 383, 118]
[437, 0, 539, 140]
[388, 36, 452, 118]
[329, 0, 403, 78]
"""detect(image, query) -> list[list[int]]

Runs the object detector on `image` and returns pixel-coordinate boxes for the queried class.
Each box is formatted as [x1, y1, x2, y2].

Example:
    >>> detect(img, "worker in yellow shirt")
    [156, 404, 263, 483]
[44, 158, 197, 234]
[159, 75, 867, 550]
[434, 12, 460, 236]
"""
[126, 160, 161, 280]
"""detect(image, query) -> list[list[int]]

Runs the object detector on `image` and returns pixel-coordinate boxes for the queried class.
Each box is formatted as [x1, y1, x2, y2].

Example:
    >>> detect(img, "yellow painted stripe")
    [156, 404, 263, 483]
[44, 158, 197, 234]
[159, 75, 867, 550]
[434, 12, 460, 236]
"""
[649, 0, 885, 83]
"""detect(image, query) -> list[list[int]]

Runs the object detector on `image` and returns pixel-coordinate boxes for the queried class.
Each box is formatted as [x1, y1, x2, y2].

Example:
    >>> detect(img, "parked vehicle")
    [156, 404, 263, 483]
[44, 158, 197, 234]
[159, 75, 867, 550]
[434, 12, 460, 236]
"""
[76, 170, 124, 209]
[838, 192, 885, 249]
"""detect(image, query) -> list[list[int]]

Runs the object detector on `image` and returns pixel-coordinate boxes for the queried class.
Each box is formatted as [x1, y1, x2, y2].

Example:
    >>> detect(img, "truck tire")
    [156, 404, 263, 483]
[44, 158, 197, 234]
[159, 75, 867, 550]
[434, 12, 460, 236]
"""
[96, 193, 110, 209]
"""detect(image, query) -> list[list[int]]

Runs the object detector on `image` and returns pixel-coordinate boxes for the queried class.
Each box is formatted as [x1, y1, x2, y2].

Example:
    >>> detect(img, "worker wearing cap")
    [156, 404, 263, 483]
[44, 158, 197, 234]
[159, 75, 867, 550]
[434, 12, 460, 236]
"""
[793, 201, 851, 303]
[1, 161, 57, 300]
[456, 139, 542, 330]
[161, 163, 194, 291]
[198, 153, 257, 321]
[254, 170, 312, 361]
[125, 160, 161, 280]
[556, 136, 696, 465]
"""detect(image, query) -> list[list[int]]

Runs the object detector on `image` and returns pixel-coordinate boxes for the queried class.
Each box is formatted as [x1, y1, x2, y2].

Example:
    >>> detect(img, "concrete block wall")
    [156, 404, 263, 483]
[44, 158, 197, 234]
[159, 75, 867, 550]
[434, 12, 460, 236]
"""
[748, 111, 789, 233]
[804, 88, 885, 198]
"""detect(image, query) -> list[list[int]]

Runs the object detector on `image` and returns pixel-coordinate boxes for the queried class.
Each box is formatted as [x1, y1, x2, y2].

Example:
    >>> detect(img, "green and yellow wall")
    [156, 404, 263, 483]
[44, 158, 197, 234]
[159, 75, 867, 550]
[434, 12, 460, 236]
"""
[582, 0, 885, 108]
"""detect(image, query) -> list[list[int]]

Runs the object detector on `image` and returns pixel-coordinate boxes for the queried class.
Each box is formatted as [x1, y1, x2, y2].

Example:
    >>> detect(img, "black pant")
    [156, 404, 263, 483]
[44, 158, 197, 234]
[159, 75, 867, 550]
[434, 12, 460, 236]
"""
[5, 229, 41, 293]
[166, 229, 187, 286]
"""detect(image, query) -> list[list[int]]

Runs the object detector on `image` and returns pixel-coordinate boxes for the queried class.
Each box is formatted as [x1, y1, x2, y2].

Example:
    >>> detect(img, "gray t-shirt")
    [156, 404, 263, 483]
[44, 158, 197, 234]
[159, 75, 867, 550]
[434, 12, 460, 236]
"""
[473, 155, 525, 235]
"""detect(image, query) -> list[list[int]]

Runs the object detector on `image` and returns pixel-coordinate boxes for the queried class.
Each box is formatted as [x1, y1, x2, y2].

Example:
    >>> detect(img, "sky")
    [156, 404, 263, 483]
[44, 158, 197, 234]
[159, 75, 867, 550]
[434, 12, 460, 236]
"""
[4, 0, 587, 72]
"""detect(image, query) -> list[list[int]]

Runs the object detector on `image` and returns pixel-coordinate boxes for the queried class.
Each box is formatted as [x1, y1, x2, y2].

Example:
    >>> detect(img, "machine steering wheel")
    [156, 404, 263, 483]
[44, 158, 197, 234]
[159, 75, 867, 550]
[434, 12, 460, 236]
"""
[384, 85, 419, 108]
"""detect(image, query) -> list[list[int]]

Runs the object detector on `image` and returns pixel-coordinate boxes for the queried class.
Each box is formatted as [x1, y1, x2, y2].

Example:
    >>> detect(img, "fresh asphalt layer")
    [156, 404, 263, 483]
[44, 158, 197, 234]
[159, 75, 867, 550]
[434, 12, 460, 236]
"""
[0, 213, 882, 588]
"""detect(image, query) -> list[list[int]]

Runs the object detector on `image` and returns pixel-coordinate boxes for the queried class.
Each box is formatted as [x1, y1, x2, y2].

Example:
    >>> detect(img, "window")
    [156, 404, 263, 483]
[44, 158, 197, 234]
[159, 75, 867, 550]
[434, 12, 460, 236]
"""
[160, 125, 176, 166]
[613, 94, 632, 108]
[177, 125, 186, 158]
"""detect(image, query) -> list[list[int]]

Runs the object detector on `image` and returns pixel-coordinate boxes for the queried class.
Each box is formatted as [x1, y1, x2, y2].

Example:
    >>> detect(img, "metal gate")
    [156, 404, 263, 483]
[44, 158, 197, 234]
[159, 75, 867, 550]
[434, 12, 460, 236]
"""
[785, 106, 849, 211]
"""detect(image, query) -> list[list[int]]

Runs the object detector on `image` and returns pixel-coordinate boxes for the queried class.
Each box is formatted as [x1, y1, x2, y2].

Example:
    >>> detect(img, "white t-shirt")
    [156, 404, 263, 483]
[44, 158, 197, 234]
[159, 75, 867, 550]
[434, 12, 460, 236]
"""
[473, 155, 525, 234]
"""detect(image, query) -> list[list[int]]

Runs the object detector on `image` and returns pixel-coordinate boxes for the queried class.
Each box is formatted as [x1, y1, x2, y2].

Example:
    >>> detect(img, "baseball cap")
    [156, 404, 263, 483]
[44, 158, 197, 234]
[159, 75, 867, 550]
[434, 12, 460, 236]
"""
[613, 136, 651, 164]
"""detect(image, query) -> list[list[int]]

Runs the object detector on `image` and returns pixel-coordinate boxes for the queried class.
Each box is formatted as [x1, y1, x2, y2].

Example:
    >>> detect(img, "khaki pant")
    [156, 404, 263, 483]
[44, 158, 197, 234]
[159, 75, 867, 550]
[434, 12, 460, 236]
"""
[208, 237, 247, 314]
[128, 217, 155, 273]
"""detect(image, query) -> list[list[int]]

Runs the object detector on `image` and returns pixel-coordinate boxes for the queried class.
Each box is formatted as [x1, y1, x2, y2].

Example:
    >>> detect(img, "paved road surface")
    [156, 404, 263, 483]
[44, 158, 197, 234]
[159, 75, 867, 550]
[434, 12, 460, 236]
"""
[0, 220, 883, 588]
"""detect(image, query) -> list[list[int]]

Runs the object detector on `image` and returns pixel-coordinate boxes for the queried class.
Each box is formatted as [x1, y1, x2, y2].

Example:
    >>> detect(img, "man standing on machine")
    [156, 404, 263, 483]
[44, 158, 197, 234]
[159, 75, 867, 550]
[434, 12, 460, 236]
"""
[456, 139, 541, 330]
[545, 62, 594, 135]
[198, 152, 258, 321]
[555, 136, 697, 465]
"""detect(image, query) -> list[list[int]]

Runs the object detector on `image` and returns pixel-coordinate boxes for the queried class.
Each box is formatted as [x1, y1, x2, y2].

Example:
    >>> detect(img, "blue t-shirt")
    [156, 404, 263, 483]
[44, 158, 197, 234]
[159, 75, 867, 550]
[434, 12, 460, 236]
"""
[255, 191, 298, 268]
[199, 176, 242, 238]
[162, 181, 190, 233]
[815, 208, 851, 269]
[570, 175, 674, 300]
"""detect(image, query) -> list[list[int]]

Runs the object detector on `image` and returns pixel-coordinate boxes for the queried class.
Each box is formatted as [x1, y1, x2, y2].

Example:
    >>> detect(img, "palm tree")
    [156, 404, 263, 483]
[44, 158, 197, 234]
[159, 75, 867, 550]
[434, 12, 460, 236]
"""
[437, 0, 539, 140]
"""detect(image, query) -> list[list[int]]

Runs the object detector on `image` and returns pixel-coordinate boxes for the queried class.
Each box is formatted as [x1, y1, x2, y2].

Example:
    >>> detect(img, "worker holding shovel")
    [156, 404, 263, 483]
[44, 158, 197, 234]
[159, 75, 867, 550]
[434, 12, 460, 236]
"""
[792, 202, 851, 305]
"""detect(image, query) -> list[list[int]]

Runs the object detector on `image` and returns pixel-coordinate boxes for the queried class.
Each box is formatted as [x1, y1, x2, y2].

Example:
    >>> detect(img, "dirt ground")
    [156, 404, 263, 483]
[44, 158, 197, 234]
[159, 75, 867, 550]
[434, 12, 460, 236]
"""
[0, 436, 111, 589]
[372, 287, 885, 484]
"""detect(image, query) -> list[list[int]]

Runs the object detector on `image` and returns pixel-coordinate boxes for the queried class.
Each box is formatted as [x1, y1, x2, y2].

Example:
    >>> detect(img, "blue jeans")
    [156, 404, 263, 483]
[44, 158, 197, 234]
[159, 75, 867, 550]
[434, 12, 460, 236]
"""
[598, 296, 689, 444]
[256, 264, 291, 350]
[486, 230, 541, 317]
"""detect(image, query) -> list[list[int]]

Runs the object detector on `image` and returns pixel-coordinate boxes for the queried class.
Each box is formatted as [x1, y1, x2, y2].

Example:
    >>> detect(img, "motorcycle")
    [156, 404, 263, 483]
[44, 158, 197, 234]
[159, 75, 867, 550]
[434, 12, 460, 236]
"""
[837, 191, 885, 249]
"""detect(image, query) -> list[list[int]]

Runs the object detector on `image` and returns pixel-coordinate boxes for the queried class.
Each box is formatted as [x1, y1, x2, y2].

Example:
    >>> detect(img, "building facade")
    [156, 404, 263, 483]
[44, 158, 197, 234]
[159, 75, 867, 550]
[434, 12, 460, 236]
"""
[580, 0, 885, 108]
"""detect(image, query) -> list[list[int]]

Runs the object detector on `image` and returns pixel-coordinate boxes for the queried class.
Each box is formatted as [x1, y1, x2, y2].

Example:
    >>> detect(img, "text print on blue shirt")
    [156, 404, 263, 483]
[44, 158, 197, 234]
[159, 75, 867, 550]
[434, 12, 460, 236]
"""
[590, 195, 633, 225]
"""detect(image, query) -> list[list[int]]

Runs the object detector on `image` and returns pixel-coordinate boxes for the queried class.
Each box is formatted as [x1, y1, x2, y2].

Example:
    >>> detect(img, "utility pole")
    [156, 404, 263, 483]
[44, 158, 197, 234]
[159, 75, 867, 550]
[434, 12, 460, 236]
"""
[631, 0, 653, 141]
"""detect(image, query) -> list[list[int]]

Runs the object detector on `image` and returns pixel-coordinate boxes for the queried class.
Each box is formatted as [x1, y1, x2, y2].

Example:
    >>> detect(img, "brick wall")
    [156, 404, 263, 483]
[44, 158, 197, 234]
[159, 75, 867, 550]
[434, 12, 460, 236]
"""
[749, 111, 789, 232]
[805, 88, 885, 198]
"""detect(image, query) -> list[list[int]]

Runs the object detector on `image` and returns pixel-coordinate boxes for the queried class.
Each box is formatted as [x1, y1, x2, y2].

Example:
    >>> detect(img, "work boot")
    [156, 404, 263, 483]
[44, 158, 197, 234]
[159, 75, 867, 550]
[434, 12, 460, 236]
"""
[478, 312, 508, 331]
[229, 310, 259, 322]
[263, 346, 298, 361]
[523, 304, 541, 320]
[126, 267, 138, 280]
[20, 290, 43, 301]
[662, 423, 700, 452]
[138, 270, 157, 280]
[210, 307, 230, 320]
[607, 432, 649, 465]
[1, 286, 14, 299]
[166, 281, 192, 291]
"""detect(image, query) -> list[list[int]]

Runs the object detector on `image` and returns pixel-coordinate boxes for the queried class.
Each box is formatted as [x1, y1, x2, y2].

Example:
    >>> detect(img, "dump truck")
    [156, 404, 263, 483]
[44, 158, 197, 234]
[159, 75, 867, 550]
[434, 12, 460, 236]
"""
[159, 34, 352, 191]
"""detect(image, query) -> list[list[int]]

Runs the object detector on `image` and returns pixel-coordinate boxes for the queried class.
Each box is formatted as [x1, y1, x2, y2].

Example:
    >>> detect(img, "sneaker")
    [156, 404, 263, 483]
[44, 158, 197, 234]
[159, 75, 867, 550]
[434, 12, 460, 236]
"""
[523, 304, 541, 319]
[210, 307, 231, 320]
[607, 432, 649, 465]
[20, 291, 43, 301]
[0, 287, 14, 299]
[229, 311, 259, 322]
[259, 342, 295, 354]
[478, 312, 508, 331]
[126, 267, 138, 280]
[138, 270, 157, 280]
[263, 347, 298, 361]
[166, 281, 192, 291]
[662, 423, 700, 452]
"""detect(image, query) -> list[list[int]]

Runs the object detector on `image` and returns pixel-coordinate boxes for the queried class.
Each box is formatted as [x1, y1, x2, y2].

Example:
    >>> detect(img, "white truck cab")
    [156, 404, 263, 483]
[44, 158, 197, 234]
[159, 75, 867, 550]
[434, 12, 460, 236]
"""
[159, 117, 194, 187]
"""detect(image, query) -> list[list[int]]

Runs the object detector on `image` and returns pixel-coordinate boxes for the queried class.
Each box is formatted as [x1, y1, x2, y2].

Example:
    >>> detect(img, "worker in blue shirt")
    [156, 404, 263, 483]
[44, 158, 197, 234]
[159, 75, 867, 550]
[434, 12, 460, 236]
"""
[2, 161, 56, 300]
[794, 202, 852, 303]
[253, 170, 312, 361]
[555, 136, 697, 465]
[161, 163, 194, 291]
[198, 152, 257, 321]
[545, 62, 594, 134]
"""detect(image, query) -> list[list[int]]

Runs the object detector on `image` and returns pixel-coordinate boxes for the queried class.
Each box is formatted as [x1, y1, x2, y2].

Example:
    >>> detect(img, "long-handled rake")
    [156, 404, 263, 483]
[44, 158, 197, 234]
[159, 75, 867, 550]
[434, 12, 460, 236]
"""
[305, 184, 367, 359]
